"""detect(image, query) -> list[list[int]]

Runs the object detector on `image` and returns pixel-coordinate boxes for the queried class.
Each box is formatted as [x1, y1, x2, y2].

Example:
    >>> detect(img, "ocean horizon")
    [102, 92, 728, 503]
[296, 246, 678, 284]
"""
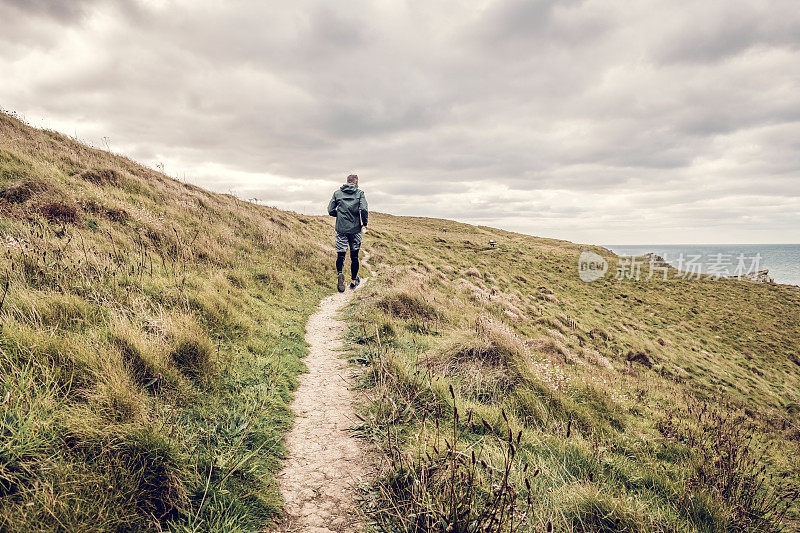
[604, 244, 800, 287]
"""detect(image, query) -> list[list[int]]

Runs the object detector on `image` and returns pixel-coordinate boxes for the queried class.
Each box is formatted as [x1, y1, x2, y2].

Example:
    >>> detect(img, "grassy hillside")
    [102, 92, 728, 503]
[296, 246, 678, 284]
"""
[2, 110, 799, 532]
[347, 215, 800, 531]
[0, 111, 340, 531]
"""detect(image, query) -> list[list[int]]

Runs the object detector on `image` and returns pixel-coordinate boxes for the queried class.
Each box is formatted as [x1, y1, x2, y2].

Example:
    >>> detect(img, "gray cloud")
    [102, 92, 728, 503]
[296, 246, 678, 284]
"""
[652, 1, 800, 64]
[2, 0, 92, 22]
[0, 0, 798, 244]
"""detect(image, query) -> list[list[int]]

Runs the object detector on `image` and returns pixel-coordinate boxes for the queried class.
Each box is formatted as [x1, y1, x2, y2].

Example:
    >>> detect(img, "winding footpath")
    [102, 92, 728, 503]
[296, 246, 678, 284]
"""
[270, 256, 375, 533]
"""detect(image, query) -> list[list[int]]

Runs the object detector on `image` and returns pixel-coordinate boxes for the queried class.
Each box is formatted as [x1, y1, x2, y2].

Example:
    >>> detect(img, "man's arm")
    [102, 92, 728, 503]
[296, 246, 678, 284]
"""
[327, 193, 338, 217]
[359, 191, 368, 227]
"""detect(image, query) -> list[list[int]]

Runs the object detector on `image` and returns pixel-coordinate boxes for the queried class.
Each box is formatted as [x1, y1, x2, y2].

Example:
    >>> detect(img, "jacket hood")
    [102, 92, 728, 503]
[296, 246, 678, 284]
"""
[340, 183, 359, 193]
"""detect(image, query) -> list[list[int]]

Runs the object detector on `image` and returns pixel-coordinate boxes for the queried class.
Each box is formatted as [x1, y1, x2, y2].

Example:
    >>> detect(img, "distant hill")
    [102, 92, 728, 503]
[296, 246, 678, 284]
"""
[1, 110, 798, 531]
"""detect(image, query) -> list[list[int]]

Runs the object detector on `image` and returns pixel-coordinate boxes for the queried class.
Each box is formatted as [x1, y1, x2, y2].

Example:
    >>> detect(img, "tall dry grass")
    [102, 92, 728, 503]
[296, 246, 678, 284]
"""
[0, 110, 339, 531]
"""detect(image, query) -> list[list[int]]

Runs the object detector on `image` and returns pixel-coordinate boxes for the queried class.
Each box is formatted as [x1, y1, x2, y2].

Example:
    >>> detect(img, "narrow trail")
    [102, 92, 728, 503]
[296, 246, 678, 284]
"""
[271, 253, 376, 533]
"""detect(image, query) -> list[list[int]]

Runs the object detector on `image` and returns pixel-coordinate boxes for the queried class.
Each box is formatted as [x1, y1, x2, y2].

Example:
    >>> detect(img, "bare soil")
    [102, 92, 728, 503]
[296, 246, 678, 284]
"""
[271, 263, 375, 532]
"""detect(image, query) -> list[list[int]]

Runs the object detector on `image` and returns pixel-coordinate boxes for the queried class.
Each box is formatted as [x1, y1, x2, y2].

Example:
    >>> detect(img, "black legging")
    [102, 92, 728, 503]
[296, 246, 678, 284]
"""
[336, 249, 359, 279]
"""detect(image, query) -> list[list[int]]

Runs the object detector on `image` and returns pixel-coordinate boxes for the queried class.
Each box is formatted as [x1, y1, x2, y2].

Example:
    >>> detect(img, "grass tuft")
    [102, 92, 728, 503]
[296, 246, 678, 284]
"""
[39, 199, 80, 224]
[0, 179, 48, 203]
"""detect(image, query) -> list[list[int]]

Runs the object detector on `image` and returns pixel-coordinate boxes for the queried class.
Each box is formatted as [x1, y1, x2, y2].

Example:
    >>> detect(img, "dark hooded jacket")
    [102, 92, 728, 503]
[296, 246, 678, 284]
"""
[328, 183, 368, 235]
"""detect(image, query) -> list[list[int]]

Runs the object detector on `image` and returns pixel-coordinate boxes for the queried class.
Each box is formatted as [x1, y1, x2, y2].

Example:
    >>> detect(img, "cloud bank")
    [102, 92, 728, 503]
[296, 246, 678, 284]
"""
[1, 0, 798, 243]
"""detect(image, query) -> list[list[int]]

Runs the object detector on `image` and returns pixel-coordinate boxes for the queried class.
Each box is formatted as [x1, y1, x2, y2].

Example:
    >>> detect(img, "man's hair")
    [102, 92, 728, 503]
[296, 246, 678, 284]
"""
[346, 174, 358, 183]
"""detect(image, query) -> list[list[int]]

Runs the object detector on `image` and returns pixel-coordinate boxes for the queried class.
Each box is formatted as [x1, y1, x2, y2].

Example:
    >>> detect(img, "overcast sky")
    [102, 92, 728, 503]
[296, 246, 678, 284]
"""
[1, 0, 798, 244]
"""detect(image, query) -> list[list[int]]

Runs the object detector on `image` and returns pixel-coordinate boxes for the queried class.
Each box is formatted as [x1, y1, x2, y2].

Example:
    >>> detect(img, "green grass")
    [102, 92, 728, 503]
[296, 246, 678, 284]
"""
[2, 110, 799, 532]
[0, 111, 338, 531]
[346, 215, 800, 531]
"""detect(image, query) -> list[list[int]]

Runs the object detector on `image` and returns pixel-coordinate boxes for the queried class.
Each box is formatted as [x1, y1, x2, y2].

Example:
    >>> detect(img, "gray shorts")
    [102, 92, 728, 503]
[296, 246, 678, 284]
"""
[335, 231, 362, 252]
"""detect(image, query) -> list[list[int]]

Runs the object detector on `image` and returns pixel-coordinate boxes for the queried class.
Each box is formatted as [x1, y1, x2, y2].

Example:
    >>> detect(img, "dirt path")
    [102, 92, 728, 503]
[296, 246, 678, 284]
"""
[271, 257, 375, 533]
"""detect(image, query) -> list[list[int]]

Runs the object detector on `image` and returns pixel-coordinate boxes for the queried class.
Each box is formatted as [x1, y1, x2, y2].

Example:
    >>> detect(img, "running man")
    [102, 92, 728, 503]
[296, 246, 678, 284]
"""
[328, 174, 368, 292]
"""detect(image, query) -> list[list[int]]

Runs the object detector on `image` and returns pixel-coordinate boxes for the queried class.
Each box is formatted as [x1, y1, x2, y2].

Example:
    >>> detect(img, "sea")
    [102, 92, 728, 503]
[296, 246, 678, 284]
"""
[604, 244, 800, 287]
